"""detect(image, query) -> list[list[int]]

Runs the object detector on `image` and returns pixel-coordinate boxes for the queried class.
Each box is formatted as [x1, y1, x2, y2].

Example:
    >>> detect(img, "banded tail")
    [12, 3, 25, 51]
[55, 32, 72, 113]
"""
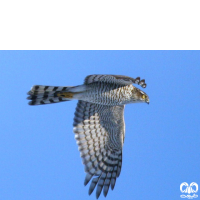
[27, 85, 74, 105]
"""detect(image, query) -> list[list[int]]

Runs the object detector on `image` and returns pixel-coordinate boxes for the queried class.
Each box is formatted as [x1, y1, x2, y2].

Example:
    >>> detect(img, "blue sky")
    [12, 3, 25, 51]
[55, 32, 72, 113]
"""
[0, 51, 199, 200]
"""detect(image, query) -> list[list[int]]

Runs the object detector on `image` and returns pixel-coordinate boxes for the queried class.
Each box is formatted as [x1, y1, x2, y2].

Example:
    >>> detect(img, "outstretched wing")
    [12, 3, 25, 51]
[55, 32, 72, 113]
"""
[73, 100, 125, 198]
[84, 74, 147, 88]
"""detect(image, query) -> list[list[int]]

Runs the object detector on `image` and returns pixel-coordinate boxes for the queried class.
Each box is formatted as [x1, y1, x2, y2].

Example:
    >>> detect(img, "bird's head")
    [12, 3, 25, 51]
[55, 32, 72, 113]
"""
[132, 88, 150, 104]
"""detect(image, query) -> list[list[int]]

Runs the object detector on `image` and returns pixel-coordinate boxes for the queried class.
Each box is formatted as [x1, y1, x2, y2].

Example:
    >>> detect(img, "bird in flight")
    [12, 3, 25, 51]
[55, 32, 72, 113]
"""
[27, 74, 149, 199]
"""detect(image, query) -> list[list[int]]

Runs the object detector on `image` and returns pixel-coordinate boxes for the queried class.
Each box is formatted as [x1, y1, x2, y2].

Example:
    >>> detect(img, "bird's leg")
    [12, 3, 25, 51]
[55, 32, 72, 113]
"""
[57, 92, 74, 98]
[56, 84, 88, 99]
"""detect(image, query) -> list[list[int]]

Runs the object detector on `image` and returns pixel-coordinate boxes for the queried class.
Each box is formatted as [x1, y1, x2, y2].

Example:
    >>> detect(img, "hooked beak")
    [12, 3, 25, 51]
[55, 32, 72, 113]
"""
[146, 98, 150, 104]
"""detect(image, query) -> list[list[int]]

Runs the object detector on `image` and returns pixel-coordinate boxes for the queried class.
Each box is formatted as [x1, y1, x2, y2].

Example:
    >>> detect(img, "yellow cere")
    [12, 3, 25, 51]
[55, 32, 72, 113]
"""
[142, 94, 146, 99]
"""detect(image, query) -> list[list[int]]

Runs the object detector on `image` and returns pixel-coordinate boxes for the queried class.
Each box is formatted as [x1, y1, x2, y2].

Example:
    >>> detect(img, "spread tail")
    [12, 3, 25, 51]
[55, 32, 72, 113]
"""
[27, 85, 74, 105]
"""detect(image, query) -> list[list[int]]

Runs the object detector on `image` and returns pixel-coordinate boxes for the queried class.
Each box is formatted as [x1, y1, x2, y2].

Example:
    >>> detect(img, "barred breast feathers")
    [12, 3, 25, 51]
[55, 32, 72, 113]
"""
[27, 74, 149, 198]
[79, 82, 133, 106]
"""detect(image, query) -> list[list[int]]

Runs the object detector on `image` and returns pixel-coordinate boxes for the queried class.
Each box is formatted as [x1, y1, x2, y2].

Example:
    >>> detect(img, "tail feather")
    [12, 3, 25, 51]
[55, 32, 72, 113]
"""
[27, 85, 72, 106]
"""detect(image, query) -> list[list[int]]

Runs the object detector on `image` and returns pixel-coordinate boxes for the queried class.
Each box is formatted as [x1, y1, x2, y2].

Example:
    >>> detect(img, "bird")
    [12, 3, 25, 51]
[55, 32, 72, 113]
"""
[27, 74, 149, 199]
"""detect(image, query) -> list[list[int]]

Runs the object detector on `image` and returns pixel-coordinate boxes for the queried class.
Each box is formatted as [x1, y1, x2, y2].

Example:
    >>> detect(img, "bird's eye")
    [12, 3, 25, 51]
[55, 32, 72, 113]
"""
[142, 94, 146, 99]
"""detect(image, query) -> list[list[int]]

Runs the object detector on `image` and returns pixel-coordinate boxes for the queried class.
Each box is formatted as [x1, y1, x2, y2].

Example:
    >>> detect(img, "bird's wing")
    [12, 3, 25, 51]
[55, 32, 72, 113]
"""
[73, 100, 125, 198]
[84, 74, 146, 88]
